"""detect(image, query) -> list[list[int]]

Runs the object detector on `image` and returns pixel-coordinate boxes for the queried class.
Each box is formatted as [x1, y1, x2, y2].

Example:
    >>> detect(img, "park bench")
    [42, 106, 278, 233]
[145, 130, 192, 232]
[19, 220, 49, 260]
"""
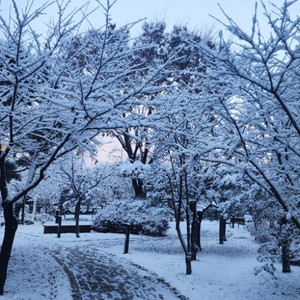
[43, 224, 92, 234]
[230, 217, 245, 228]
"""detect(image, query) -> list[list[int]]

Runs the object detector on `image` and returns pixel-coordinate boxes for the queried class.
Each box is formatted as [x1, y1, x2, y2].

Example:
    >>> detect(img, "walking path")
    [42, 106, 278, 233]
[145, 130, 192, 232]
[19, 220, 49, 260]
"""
[51, 245, 187, 300]
[1, 221, 299, 300]
[3, 227, 187, 300]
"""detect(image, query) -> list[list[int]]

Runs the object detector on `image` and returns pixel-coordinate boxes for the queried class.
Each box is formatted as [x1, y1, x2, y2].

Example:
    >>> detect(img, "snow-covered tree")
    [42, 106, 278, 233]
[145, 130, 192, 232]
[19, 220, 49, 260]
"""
[126, 23, 227, 274]
[108, 21, 168, 197]
[146, 76, 224, 274]
[110, 22, 216, 198]
[55, 153, 113, 237]
[0, 0, 172, 294]
[190, 0, 300, 273]
[0, 2, 87, 293]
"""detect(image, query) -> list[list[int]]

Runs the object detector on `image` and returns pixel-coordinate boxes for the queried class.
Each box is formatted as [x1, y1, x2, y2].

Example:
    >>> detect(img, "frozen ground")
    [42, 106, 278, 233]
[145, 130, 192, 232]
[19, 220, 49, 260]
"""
[0, 218, 299, 299]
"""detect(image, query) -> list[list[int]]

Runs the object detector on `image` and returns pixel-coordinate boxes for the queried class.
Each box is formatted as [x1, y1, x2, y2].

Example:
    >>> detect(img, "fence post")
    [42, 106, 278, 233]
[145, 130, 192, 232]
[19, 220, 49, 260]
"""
[124, 224, 131, 254]
[219, 217, 224, 244]
[57, 216, 62, 238]
[55, 210, 60, 224]
[222, 218, 227, 241]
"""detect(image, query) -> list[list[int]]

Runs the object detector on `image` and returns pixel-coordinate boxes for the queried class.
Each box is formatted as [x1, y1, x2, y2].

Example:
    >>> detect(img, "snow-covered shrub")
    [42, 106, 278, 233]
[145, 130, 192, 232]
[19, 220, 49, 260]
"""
[118, 161, 150, 180]
[34, 213, 53, 224]
[93, 199, 170, 236]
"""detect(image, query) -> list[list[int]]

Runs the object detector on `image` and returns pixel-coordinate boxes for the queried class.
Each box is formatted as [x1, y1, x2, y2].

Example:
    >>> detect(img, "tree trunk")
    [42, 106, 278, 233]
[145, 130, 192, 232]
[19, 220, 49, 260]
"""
[75, 199, 81, 238]
[0, 202, 18, 295]
[279, 217, 291, 273]
[281, 239, 291, 273]
[185, 254, 192, 275]
[196, 211, 202, 251]
[190, 201, 198, 261]
[21, 197, 25, 225]
[31, 198, 37, 222]
[191, 223, 198, 260]
[132, 179, 146, 198]
[175, 210, 192, 275]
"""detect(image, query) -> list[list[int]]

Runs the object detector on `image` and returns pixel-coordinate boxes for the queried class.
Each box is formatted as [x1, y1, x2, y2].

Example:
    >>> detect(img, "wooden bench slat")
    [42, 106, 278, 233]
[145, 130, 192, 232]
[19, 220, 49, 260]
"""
[230, 217, 245, 228]
[43, 224, 92, 234]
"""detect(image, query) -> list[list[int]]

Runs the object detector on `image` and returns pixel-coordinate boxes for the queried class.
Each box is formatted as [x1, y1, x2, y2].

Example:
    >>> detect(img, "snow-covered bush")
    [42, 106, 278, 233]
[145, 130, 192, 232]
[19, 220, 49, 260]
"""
[34, 213, 53, 224]
[93, 199, 170, 236]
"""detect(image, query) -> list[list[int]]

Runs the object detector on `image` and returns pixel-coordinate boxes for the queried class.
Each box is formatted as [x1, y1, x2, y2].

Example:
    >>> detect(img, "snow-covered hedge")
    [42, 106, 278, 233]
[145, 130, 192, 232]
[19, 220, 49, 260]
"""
[93, 199, 170, 236]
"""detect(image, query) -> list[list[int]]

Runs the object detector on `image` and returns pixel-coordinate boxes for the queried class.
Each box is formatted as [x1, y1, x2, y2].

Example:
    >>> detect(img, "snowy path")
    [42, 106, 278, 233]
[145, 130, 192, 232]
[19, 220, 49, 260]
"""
[3, 228, 187, 300]
[5, 242, 72, 300]
[51, 245, 186, 300]
[1, 221, 299, 300]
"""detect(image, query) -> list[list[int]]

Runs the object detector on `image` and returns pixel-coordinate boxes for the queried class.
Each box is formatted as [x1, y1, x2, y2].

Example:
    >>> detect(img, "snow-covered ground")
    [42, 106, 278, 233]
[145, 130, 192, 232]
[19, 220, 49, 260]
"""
[1, 218, 299, 299]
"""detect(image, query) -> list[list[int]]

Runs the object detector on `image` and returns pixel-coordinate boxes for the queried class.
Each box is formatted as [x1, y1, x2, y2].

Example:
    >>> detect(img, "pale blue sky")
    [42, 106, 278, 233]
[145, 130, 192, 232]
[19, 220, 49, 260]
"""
[93, 0, 300, 36]
[108, 0, 257, 31]
[1, 0, 300, 37]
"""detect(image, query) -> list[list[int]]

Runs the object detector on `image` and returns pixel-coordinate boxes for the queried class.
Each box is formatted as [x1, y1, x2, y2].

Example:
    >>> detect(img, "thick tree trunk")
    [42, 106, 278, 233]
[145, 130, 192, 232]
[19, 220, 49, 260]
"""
[281, 239, 291, 273]
[132, 179, 146, 198]
[185, 254, 192, 275]
[0, 157, 19, 295]
[279, 217, 291, 273]
[0, 202, 18, 295]
[191, 225, 198, 260]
